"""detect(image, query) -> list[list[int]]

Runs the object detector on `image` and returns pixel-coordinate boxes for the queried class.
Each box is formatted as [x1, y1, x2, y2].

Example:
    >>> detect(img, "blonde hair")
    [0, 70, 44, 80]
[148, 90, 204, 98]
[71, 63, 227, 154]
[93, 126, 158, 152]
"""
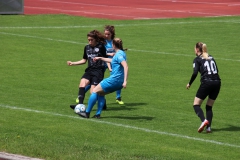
[196, 42, 209, 59]
[202, 43, 209, 59]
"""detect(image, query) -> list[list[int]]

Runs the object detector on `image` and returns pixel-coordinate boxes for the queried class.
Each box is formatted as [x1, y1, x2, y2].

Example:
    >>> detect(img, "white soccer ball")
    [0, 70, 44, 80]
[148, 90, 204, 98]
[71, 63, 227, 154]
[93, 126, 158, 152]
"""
[74, 104, 86, 113]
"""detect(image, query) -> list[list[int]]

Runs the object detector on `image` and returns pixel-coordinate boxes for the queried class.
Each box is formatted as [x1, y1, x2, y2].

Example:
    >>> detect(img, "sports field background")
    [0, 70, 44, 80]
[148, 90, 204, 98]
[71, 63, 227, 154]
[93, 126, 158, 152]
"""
[1, 0, 240, 160]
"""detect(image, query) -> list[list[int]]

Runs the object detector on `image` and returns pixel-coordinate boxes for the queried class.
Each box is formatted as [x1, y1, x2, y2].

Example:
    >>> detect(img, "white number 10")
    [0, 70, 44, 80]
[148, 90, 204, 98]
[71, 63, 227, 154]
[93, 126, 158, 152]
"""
[204, 60, 217, 74]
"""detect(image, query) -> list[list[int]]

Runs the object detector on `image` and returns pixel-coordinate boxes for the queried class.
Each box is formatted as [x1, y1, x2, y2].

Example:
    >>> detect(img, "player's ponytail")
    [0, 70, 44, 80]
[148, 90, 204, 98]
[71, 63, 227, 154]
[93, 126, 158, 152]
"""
[202, 43, 209, 59]
[196, 42, 209, 59]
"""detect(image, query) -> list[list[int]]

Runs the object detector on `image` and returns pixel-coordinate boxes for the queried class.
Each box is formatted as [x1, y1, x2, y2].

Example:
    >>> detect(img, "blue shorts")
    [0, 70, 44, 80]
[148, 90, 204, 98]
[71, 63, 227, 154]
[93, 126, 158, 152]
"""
[100, 77, 123, 93]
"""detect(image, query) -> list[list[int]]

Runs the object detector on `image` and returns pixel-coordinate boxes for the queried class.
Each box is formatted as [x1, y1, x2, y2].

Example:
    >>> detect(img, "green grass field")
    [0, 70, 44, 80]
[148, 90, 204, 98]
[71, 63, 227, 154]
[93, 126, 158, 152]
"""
[0, 14, 240, 160]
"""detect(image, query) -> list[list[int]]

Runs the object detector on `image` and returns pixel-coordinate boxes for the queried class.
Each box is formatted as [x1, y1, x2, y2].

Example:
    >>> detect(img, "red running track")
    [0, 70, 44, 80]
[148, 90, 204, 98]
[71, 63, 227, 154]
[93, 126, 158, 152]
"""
[25, 0, 240, 20]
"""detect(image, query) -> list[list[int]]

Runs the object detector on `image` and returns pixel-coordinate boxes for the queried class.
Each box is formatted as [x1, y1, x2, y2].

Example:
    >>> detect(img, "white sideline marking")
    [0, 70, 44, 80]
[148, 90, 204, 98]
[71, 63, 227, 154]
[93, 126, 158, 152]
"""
[1, 104, 240, 148]
[1, 31, 240, 62]
[0, 20, 239, 29]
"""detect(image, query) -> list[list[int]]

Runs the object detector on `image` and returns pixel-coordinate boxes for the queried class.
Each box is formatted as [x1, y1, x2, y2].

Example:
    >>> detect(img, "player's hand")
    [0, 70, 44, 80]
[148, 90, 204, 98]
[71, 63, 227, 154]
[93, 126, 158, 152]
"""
[93, 57, 101, 62]
[122, 81, 127, 88]
[186, 83, 191, 89]
[67, 61, 73, 66]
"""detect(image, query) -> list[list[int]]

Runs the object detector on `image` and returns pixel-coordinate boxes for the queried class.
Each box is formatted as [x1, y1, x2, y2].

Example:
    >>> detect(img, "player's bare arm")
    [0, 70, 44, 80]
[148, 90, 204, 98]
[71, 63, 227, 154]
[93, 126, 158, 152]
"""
[67, 59, 87, 66]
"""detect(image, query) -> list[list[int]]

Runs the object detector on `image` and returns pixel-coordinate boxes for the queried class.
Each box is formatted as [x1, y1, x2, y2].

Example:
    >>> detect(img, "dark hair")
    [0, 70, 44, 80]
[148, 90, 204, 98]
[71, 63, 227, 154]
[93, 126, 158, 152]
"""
[104, 25, 115, 40]
[195, 42, 203, 53]
[87, 30, 105, 44]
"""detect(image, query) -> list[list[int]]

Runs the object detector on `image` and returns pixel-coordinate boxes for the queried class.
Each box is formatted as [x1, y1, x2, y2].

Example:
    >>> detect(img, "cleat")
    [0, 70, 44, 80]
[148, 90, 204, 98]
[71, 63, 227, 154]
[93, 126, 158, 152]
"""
[198, 120, 209, 133]
[206, 127, 212, 133]
[116, 97, 124, 105]
[76, 97, 79, 103]
[92, 114, 101, 119]
[77, 111, 89, 118]
[70, 104, 76, 110]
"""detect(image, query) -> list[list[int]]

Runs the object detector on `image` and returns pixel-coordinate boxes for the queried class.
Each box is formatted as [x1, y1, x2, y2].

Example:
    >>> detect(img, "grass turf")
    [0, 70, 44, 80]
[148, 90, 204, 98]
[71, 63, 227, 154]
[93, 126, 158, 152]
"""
[0, 15, 240, 160]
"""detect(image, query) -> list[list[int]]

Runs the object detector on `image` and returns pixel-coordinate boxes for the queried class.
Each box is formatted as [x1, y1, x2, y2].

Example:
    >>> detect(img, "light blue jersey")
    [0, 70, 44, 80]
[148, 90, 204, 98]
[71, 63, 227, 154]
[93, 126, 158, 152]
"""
[110, 50, 126, 81]
[105, 40, 114, 58]
[100, 50, 127, 93]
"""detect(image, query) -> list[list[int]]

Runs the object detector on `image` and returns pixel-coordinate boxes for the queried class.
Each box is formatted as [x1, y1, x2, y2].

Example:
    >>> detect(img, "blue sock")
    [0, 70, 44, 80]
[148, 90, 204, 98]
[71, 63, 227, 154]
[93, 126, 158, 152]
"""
[85, 84, 91, 93]
[116, 90, 121, 99]
[96, 96, 105, 115]
[86, 92, 98, 113]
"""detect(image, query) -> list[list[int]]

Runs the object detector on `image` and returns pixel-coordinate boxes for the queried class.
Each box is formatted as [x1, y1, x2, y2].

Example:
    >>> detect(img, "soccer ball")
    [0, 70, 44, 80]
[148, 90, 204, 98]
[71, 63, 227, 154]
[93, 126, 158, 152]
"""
[74, 104, 86, 113]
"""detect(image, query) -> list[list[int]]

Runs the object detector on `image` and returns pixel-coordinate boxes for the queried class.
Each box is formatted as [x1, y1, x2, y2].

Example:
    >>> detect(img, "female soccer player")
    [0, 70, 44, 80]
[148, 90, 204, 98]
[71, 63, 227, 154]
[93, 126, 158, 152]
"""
[67, 30, 108, 112]
[186, 42, 221, 133]
[79, 38, 128, 118]
[104, 25, 125, 105]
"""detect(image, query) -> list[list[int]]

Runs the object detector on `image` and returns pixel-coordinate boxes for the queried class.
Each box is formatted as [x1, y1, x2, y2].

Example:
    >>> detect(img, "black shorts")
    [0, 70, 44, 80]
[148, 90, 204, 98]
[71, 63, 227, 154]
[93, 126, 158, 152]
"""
[196, 80, 221, 100]
[81, 71, 104, 86]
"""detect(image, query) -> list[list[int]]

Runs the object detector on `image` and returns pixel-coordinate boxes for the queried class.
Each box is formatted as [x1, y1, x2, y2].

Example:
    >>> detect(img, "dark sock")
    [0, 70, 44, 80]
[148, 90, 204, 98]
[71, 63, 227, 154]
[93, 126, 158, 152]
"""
[103, 98, 107, 110]
[78, 87, 85, 104]
[193, 105, 205, 122]
[206, 105, 213, 127]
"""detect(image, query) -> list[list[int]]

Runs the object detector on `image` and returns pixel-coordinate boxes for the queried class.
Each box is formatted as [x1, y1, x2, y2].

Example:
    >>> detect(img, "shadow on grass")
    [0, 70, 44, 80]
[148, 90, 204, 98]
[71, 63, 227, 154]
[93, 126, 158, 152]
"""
[101, 102, 153, 120]
[104, 102, 147, 111]
[212, 125, 240, 132]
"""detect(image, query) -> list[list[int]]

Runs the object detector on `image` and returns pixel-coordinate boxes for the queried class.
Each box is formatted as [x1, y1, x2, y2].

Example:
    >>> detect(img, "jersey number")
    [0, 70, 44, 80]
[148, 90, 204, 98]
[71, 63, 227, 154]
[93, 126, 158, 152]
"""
[204, 60, 217, 74]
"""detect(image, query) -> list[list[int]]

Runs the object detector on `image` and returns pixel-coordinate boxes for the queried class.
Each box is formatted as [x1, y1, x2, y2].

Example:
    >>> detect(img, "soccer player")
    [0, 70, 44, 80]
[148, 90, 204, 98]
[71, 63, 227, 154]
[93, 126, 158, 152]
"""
[67, 30, 108, 114]
[186, 42, 221, 133]
[79, 38, 128, 118]
[104, 25, 125, 105]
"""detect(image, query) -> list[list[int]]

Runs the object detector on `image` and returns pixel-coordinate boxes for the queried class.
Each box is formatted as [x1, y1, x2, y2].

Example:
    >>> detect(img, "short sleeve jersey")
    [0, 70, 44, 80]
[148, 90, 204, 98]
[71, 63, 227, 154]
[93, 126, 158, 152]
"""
[83, 43, 107, 74]
[190, 55, 221, 84]
[109, 50, 127, 82]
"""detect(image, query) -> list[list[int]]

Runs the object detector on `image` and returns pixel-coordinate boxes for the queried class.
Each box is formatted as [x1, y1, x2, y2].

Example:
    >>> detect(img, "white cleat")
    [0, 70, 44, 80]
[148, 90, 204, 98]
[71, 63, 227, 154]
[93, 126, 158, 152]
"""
[198, 120, 209, 133]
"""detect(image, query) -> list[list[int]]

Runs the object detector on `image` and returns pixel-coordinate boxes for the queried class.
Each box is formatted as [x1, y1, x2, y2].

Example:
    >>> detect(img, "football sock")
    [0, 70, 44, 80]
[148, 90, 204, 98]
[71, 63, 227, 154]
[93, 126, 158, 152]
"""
[78, 87, 85, 104]
[96, 96, 105, 115]
[116, 90, 121, 99]
[86, 92, 98, 113]
[206, 105, 213, 127]
[85, 85, 91, 93]
[193, 105, 205, 122]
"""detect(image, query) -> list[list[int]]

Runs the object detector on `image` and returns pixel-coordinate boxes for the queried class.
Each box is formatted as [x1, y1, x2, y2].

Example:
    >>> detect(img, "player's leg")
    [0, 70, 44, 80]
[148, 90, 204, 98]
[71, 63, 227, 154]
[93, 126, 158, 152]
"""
[94, 95, 105, 118]
[78, 78, 90, 104]
[205, 81, 221, 133]
[194, 83, 209, 133]
[79, 84, 105, 118]
[116, 89, 124, 104]
[193, 97, 205, 122]
[70, 77, 89, 110]
[76, 84, 91, 103]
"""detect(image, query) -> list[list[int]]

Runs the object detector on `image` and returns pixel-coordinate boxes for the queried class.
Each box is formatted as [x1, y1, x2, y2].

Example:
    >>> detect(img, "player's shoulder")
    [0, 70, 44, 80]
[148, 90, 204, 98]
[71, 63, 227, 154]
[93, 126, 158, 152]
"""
[96, 42, 105, 48]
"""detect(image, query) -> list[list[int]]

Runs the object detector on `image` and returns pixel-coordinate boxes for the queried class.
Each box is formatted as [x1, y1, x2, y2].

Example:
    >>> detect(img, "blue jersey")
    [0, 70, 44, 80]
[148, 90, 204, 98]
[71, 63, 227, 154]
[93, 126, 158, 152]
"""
[110, 50, 127, 82]
[105, 40, 114, 58]
[100, 49, 127, 93]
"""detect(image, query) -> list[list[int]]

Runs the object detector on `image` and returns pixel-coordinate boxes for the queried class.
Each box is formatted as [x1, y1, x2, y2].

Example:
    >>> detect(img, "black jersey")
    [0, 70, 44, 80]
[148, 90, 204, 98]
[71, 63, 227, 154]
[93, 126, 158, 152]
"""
[189, 55, 221, 85]
[83, 43, 107, 74]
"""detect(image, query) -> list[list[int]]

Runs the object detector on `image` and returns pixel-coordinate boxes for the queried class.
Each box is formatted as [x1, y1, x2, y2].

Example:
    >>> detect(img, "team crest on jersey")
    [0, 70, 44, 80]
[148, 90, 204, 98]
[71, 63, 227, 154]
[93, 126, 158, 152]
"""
[95, 48, 99, 52]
